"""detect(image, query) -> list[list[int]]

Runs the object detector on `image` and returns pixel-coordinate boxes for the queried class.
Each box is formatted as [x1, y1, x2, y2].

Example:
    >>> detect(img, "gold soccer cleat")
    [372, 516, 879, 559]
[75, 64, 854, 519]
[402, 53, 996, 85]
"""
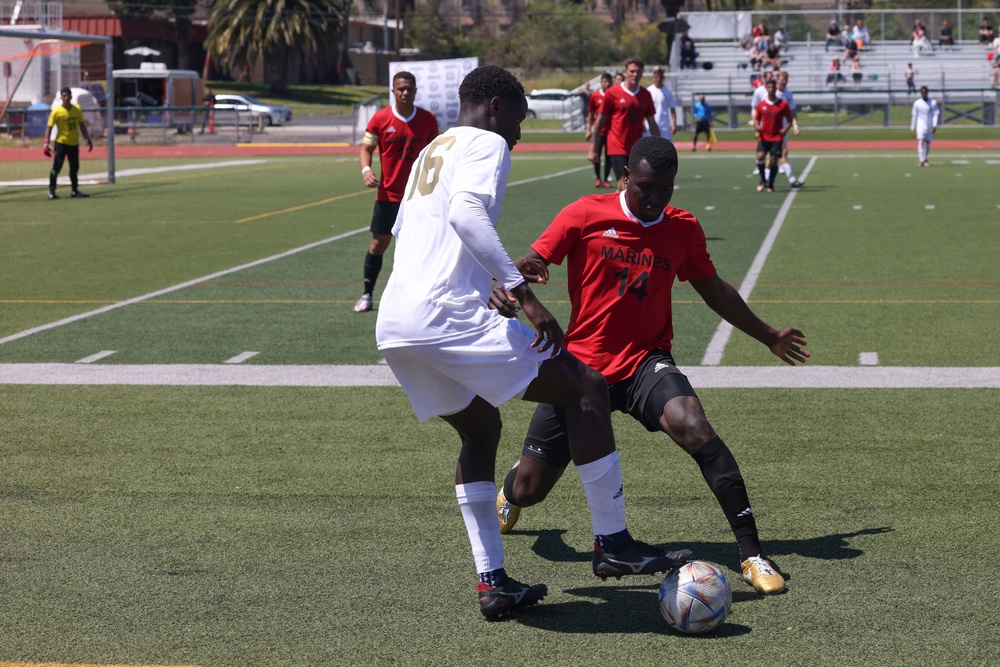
[741, 555, 786, 595]
[496, 489, 521, 534]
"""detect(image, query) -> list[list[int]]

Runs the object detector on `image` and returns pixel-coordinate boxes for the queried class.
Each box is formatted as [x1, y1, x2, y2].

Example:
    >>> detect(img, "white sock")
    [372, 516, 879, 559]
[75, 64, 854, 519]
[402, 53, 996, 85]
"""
[576, 452, 627, 537]
[456, 481, 504, 575]
[782, 162, 795, 181]
[764, 168, 771, 180]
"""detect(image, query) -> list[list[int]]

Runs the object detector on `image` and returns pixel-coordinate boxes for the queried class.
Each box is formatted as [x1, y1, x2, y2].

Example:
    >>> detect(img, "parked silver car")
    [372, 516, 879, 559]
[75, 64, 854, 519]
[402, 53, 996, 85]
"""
[212, 94, 293, 126]
[525, 88, 587, 120]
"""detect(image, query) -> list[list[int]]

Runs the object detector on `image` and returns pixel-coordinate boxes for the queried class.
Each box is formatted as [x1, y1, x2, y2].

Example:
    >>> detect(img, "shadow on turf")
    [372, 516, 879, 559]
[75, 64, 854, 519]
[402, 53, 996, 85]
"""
[520, 525, 895, 585]
[512, 583, 753, 636]
[505, 527, 891, 634]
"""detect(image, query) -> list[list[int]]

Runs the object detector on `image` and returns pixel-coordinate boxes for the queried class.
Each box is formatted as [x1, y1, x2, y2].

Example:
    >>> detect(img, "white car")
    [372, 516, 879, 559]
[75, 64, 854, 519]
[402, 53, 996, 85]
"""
[211, 94, 293, 126]
[525, 88, 587, 120]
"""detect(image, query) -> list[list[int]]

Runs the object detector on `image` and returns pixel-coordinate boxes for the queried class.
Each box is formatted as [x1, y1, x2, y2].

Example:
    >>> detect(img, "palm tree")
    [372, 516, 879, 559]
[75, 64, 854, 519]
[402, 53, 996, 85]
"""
[206, 0, 352, 92]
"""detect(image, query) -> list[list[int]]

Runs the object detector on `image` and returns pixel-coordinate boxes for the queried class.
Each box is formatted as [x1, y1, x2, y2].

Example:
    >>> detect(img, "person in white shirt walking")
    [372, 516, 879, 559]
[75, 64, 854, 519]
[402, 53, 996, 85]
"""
[646, 67, 676, 140]
[910, 86, 939, 167]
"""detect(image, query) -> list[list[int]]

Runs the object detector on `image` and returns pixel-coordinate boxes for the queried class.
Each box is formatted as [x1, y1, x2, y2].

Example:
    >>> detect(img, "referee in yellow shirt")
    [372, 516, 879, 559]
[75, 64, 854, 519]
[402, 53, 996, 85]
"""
[45, 87, 93, 199]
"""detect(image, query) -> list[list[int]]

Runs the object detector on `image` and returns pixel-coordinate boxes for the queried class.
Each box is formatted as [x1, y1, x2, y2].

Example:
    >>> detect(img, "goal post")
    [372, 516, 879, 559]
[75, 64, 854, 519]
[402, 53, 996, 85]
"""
[0, 27, 115, 187]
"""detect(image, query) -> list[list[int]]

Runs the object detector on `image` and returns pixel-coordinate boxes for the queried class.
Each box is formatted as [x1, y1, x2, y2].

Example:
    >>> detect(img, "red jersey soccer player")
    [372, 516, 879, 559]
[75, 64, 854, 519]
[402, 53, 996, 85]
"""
[355, 71, 439, 313]
[492, 137, 809, 595]
[588, 59, 659, 191]
[753, 78, 792, 193]
[586, 72, 614, 189]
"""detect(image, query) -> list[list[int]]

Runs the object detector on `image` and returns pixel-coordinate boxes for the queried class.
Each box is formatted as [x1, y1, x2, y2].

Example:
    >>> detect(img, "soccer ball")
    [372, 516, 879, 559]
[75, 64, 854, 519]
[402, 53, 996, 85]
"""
[658, 560, 732, 634]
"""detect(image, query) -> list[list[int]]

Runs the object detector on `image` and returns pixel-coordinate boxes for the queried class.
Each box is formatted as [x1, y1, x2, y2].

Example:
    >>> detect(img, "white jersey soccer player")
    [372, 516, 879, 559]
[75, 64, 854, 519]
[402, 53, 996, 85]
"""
[646, 68, 676, 141]
[910, 86, 940, 167]
[376, 126, 524, 358]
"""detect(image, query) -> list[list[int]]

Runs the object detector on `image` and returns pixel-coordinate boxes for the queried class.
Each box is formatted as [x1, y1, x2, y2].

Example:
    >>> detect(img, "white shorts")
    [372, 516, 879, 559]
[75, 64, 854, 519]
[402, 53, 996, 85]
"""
[917, 131, 934, 142]
[381, 318, 550, 422]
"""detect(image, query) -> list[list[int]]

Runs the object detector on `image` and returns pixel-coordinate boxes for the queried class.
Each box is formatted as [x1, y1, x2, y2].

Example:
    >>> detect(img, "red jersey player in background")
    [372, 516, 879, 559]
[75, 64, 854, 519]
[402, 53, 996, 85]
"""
[586, 72, 614, 189]
[354, 71, 438, 313]
[753, 78, 792, 193]
[588, 59, 659, 191]
[491, 136, 809, 595]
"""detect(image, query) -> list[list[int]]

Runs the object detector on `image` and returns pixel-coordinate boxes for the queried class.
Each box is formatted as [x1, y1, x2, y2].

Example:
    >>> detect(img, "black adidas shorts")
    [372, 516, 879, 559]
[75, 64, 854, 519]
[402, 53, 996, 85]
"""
[522, 349, 698, 469]
[369, 200, 401, 235]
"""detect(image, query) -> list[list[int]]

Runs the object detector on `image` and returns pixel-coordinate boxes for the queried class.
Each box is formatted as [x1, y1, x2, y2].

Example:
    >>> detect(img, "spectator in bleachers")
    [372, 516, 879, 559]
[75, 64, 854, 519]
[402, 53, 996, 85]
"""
[978, 18, 994, 47]
[852, 20, 871, 51]
[764, 41, 782, 70]
[905, 63, 918, 94]
[939, 20, 954, 50]
[843, 32, 859, 62]
[680, 31, 698, 70]
[753, 19, 770, 49]
[774, 25, 790, 52]
[911, 20, 933, 55]
[851, 56, 863, 85]
[826, 20, 844, 52]
[826, 56, 845, 85]
[748, 42, 765, 71]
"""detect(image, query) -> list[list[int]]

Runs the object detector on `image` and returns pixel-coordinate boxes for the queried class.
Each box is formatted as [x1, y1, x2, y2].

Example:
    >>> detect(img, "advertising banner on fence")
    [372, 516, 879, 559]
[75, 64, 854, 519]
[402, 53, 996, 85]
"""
[389, 57, 479, 131]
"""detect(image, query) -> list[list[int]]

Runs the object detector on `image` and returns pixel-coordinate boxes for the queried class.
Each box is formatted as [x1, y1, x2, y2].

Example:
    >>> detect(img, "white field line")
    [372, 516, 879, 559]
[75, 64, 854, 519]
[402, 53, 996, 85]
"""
[224, 351, 260, 364]
[0, 227, 368, 346]
[1, 364, 998, 388]
[0, 165, 592, 348]
[2, 159, 269, 187]
[701, 155, 819, 366]
[74, 350, 117, 364]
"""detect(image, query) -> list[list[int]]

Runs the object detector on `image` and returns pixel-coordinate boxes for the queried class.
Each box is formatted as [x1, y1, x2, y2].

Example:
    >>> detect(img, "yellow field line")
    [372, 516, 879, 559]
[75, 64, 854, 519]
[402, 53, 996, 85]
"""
[235, 189, 372, 224]
[0, 300, 118, 304]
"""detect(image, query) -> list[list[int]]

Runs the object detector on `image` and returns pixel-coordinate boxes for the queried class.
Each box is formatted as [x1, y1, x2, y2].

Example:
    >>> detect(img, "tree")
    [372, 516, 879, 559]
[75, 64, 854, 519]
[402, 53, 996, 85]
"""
[404, 0, 480, 59]
[504, 0, 616, 74]
[108, 0, 198, 69]
[206, 0, 352, 92]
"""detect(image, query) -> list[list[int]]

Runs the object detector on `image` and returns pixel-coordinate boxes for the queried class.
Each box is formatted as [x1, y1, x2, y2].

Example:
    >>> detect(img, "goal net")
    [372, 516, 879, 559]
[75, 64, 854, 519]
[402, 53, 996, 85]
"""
[1, 25, 115, 188]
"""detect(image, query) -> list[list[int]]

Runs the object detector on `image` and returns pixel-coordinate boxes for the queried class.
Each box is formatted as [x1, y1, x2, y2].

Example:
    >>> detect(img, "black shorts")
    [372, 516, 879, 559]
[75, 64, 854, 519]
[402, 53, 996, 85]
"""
[522, 349, 698, 469]
[369, 200, 401, 235]
[695, 119, 711, 135]
[757, 140, 783, 157]
[609, 155, 629, 180]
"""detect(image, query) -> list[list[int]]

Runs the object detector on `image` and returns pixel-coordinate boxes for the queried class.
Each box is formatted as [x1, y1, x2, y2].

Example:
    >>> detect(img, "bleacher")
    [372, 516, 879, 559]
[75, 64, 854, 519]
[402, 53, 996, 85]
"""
[668, 39, 999, 128]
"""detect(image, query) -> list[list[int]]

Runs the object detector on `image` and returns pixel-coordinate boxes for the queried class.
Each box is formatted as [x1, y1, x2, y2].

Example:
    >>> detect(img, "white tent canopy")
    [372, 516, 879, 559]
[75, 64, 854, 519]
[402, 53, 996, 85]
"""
[124, 46, 161, 57]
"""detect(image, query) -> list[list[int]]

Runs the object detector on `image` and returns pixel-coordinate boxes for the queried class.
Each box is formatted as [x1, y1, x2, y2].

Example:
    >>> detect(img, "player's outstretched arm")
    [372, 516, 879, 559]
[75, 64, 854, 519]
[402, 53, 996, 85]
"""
[509, 282, 564, 357]
[690, 274, 809, 366]
[513, 249, 550, 284]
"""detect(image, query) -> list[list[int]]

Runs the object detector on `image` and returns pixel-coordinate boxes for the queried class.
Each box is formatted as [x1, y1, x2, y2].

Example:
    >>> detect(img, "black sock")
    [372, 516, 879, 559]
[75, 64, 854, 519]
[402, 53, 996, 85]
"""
[362, 252, 383, 296]
[501, 465, 520, 506]
[767, 164, 778, 189]
[691, 435, 763, 561]
[757, 161, 766, 183]
[595, 528, 632, 553]
[479, 567, 509, 587]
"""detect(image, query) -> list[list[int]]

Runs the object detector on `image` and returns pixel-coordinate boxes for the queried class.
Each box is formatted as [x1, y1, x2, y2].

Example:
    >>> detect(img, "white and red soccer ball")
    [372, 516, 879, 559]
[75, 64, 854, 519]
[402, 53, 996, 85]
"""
[658, 560, 732, 634]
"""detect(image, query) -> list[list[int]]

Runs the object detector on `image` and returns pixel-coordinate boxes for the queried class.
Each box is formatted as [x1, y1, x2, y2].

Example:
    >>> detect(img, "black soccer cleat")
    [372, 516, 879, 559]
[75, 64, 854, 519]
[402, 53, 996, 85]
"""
[48, 191, 59, 200]
[478, 578, 547, 620]
[593, 539, 692, 580]
[71, 190, 89, 198]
